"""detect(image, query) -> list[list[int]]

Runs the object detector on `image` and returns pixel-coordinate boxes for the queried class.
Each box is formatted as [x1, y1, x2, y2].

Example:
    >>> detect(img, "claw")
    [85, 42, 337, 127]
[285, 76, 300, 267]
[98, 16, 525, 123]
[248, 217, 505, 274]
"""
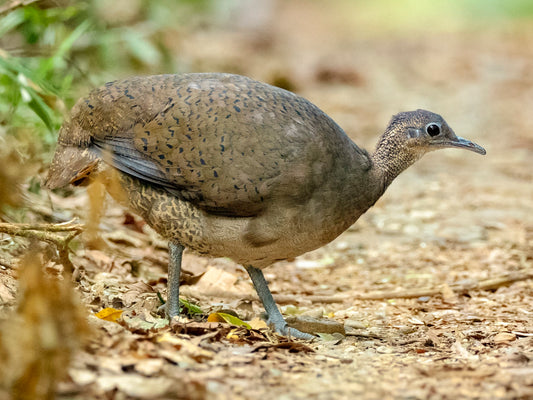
[267, 319, 316, 340]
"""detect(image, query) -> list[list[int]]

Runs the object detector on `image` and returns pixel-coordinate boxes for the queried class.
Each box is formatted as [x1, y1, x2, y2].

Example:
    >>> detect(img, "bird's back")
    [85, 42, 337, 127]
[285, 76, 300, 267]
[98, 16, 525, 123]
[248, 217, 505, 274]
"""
[50, 73, 371, 217]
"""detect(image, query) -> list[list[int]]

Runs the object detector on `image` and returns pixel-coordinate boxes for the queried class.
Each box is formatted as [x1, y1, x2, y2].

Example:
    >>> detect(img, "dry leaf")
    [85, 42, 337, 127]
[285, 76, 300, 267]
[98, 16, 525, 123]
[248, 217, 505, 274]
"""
[134, 358, 165, 376]
[121, 313, 168, 332]
[157, 332, 215, 362]
[440, 283, 458, 304]
[493, 332, 517, 344]
[248, 317, 268, 330]
[194, 265, 250, 295]
[95, 307, 123, 323]
[0, 247, 89, 399]
[252, 342, 315, 354]
[96, 375, 175, 398]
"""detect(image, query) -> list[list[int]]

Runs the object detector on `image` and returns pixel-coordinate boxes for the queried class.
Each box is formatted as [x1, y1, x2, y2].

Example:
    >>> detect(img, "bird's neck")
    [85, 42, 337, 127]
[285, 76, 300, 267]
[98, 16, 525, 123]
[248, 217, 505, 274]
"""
[370, 140, 420, 190]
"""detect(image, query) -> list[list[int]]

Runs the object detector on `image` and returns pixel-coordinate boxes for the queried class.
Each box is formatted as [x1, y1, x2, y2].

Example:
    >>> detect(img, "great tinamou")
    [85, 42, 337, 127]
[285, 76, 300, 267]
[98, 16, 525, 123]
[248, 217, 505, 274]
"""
[45, 73, 486, 339]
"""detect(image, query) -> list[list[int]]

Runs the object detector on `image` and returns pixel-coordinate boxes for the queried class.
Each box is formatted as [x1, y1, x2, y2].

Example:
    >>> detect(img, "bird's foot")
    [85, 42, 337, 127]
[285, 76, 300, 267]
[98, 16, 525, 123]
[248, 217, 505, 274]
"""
[267, 315, 316, 340]
[281, 325, 316, 341]
[157, 303, 167, 316]
[157, 302, 181, 320]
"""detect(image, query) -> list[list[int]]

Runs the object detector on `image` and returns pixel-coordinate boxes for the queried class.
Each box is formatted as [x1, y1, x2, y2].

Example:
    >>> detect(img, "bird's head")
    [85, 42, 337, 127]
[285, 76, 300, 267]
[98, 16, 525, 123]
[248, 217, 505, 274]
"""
[372, 109, 486, 185]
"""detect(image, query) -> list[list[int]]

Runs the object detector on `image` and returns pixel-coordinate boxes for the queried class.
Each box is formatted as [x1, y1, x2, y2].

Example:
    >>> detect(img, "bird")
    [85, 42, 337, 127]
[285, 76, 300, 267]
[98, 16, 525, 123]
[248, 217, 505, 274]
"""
[45, 73, 486, 339]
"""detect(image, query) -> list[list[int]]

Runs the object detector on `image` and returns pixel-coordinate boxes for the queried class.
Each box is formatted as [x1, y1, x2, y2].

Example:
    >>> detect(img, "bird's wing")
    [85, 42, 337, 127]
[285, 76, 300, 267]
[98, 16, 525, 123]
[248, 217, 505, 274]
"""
[92, 135, 175, 190]
[80, 74, 358, 217]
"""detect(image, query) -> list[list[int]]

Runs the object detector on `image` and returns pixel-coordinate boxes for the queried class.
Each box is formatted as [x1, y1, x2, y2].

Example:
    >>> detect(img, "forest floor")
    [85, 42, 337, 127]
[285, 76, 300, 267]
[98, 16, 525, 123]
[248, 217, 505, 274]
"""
[1, 1, 532, 399]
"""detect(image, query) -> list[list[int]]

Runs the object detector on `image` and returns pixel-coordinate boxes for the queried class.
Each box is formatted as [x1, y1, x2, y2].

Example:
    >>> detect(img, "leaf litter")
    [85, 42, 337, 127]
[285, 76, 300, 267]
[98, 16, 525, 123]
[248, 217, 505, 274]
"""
[1, 2, 533, 399]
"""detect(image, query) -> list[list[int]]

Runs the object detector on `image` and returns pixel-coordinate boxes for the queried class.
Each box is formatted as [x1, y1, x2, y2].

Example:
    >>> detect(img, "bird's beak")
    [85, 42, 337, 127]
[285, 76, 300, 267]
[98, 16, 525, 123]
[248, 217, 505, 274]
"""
[433, 135, 486, 155]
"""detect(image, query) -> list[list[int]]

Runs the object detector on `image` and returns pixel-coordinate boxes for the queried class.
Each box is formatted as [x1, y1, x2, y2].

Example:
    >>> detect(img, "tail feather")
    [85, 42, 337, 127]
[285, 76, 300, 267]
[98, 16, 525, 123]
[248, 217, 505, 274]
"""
[44, 145, 100, 189]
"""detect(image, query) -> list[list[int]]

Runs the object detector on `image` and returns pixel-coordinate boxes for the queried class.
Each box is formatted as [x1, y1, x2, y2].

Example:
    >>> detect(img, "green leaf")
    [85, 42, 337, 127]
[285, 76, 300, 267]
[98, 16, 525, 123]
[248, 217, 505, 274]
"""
[26, 95, 54, 132]
[209, 312, 252, 329]
[0, 55, 59, 95]
[41, 19, 91, 74]
[123, 29, 161, 66]
[0, 8, 25, 37]
[179, 298, 204, 315]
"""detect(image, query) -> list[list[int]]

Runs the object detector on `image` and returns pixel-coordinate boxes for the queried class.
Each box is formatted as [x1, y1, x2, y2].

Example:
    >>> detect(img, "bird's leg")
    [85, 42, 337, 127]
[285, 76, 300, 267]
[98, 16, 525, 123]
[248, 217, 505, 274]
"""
[166, 241, 184, 318]
[245, 265, 315, 340]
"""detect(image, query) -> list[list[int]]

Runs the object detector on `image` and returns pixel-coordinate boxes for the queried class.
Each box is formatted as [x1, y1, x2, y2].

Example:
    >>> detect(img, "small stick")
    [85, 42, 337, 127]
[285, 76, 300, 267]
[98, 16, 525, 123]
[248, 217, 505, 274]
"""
[352, 270, 533, 300]
[181, 270, 532, 304]
[0, 220, 84, 271]
[0, 221, 83, 233]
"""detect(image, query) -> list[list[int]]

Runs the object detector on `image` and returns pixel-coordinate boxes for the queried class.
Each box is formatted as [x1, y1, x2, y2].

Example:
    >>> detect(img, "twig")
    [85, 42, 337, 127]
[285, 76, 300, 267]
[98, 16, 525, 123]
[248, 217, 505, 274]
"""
[274, 293, 349, 304]
[353, 270, 533, 300]
[181, 270, 533, 304]
[0, 221, 83, 233]
[0, 0, 41, 16]
[0, 220, 84, 271]
[178, 286, 349, 305]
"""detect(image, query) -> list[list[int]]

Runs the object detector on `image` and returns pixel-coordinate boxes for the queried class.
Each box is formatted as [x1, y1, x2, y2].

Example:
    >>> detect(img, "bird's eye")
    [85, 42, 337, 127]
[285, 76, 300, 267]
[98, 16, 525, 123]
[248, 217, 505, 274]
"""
[426, 124, 440, 137]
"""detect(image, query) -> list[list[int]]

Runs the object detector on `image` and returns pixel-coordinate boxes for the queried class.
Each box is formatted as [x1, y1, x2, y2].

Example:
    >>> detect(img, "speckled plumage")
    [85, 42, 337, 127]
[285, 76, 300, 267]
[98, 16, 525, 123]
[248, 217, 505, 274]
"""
[45, 73, 485, 338]
[46, 73, 379, 268]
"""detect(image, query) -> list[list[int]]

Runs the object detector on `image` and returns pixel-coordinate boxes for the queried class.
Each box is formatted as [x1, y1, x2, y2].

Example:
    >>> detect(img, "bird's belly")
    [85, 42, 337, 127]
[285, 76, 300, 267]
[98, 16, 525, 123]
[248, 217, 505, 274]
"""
[136, 195, 339, 268]
[142, 203, 329, 268]
[198, 205, 352, 268]
[113, 173, 354, 268]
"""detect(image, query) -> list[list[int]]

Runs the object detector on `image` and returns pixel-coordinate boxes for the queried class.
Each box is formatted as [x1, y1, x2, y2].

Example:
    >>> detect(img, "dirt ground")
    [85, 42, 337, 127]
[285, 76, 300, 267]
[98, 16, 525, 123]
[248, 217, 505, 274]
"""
[1, 1, 532, 399]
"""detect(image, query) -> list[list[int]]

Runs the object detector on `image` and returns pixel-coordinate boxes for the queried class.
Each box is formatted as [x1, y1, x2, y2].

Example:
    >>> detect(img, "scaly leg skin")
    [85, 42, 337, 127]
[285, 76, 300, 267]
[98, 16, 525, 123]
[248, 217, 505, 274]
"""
[166, 241, 184, 318]
[245, 265, 315, 340]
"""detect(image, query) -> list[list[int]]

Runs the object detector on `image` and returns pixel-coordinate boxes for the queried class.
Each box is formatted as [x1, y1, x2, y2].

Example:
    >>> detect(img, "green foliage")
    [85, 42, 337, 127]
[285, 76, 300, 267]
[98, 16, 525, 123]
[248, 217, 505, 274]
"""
[0, 0, 214, 151]
[179, 298, 204, 316]
[0, 6, 84, 143]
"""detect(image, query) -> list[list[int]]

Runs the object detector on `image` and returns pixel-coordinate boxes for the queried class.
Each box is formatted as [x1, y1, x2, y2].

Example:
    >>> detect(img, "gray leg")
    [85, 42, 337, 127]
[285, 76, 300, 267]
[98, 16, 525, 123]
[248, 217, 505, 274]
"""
[166, 241, 184, 318]
[245, 265, 314, 340]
